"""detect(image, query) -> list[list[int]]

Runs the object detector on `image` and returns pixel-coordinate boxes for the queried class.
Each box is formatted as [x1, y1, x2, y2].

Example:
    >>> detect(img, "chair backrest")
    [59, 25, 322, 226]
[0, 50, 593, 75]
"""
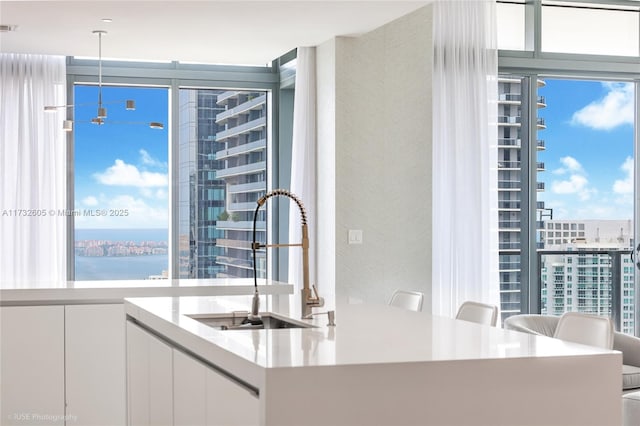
[553, 312, 614, 349]
[455, 301, 498, 326]
[388, 290, 424, 312]
[503, 314, 560, 336]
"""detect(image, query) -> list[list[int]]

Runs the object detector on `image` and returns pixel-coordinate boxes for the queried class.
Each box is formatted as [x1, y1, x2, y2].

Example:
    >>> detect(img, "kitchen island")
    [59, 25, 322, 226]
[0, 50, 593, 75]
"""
[125, 295, 622, 426]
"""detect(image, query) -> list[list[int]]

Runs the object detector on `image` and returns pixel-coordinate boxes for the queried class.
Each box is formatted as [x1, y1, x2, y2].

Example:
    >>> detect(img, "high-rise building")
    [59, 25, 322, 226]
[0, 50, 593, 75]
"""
[213, 91, 268, 278]
[178, 89, 268, 279]
[540, 219, 635, 335]
[497, 77, 547, 321]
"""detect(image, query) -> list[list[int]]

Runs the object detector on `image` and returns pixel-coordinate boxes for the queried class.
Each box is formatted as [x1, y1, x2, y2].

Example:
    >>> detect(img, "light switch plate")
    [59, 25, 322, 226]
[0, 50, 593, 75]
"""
[348, 229, 363, 244]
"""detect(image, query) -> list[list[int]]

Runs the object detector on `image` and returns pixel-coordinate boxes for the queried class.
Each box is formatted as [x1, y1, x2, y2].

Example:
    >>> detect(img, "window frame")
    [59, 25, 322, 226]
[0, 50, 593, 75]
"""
[65, 57, 287, 282]
[498, 0, 640, 336]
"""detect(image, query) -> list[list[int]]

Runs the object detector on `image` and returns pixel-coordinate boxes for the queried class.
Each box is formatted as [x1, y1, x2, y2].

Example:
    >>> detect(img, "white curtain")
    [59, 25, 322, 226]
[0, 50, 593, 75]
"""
[0, 54, 67, 288]
[432, 1, 500, 317]
[288, 47, 317, 296]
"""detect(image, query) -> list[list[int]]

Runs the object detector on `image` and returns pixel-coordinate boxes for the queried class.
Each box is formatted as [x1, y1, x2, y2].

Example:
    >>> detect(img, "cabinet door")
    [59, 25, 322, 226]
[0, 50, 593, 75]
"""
[126, 321, 173, 426]
[173, 349, 207, 426]
[205, 365, 259, 426]
[148, 330, 173, 426]
[65, 304, 126, 426]
[0, 306, 65, 425]
[174, 348, 259, 426]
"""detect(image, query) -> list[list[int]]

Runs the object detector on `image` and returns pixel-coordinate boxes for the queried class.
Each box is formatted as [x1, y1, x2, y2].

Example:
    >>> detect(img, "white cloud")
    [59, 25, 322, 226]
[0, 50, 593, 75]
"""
[545, 157, 634, 220]
[550, 157, 595, 201]
[613, 156, 633, 195]
[553, 156, 584, 175]
[571, 82, 634, 130]
[560, 156, 583, 172]
[139, 149, 167, 169]
[74, 194, 168, 229]
[551, 174, 588, 194]
[139, 188, 168, 200]
[94, 159, 167, 187]
[82, 196, 98, 206]
[155, 189, 168, 200]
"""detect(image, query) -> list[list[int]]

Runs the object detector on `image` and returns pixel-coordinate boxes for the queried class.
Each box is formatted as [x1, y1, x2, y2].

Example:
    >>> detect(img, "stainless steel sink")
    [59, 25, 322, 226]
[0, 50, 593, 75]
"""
[187, 312, 313, 330]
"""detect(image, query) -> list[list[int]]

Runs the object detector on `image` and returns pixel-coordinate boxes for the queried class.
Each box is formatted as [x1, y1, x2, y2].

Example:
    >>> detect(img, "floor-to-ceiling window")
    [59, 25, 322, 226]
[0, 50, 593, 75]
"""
[66, 59, 281, 283]
[497, 0, 639, 335]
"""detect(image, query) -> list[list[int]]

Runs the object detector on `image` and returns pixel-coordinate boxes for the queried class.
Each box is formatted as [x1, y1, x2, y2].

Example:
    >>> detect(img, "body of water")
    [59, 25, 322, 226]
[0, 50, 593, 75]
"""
[75, 228, 168, 280]
[75, 254, 168, 280]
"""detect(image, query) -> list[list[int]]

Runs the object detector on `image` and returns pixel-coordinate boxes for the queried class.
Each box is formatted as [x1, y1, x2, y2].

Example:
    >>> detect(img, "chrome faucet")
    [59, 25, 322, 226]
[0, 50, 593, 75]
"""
[249, 189, 324, 321]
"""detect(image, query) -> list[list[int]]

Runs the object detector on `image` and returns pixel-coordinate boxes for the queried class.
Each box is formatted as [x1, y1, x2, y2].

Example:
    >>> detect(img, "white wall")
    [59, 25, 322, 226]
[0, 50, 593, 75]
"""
[316, 5, 433, 312]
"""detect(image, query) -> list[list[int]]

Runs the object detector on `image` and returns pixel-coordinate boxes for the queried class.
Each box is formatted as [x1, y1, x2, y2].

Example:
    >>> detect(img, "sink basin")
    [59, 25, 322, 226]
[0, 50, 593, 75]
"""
[187, 312, 313, 330]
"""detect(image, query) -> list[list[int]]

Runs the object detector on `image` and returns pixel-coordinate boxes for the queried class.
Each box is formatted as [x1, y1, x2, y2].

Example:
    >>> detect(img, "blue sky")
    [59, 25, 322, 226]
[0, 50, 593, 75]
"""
[537, 79, 635, 220]
[74, 85, 169, 229]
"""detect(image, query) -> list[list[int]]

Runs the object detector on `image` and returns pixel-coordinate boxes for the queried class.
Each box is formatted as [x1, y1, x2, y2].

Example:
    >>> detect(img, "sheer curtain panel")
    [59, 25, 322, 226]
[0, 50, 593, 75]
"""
[288, 47, 317, 298]
[0, 54, 67, 288]
[432, 1, 500, 317]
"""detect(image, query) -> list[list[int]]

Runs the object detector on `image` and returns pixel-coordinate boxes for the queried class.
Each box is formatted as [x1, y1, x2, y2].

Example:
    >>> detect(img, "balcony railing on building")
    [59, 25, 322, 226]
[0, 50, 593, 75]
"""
[215, 139, 266, 160]
[498, 181, 521, 189]
[215, 161, 266, 179]
[498, 200, 521, 210]
[498, 138, 521, 147]
[215, 94, 267, 124]
[216, 116, 267, 141]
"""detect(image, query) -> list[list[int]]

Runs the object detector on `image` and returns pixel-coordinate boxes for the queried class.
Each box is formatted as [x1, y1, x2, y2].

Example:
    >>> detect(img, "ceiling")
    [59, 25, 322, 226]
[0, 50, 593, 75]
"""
[0, 1, 430, 66]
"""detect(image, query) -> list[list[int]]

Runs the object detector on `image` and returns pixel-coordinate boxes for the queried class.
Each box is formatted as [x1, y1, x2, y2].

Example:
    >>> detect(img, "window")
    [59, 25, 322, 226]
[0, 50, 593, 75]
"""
[497, 1, 526, 50]
[177, 89, 268, 279]
[535, 78, 635, 333]
[73, 85, 169, 280]
[65, 58, 281, 283]
[498, 1, 639, 333]
[541, 1, 639, 56]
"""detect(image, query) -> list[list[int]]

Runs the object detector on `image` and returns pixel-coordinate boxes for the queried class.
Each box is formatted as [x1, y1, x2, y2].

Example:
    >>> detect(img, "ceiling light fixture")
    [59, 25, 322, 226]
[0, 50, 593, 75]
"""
[45, 30, 164, 132]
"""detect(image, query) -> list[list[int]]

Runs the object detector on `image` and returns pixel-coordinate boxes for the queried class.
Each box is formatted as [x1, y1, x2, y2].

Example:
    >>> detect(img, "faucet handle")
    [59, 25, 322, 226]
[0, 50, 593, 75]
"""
[309, 285, 324, 307]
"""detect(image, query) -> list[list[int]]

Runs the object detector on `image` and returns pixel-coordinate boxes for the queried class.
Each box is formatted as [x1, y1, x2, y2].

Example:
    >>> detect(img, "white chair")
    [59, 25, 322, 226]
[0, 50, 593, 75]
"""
[553, 312, 614, 349]
[388, 290, 423, 312]
[505, 313, 640, 392]
[455, 301, 498, 326]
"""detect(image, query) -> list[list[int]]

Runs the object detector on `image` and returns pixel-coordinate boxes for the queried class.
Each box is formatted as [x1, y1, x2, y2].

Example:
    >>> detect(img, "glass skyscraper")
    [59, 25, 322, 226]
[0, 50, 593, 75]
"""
[178, 89, 268, 278]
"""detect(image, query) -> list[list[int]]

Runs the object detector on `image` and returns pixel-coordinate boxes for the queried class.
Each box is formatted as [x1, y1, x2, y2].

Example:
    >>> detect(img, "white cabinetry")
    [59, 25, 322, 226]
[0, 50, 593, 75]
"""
[0, 306, 65, 425]
[173, 349, 207, 425]
[126, 321, 173, 426]
[127, 320, 259, 426]
[1, 303, 127, 426]
[204, 358, 259, 426]
[173, 349, 259, 426]
[65, 304, 126, 425]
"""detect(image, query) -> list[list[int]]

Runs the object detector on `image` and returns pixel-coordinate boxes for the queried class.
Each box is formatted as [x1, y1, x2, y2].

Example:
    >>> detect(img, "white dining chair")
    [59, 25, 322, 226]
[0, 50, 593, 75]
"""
[553, 311, 614, 349]
[388, 290, 424, 312]
[455, 301, 498, 326]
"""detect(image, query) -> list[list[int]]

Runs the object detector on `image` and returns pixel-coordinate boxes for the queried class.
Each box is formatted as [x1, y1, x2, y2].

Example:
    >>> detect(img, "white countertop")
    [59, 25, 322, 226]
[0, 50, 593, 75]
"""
[125, 295, 623, 426]
[0, 279, 293, 305]
[124, 295, 618, 369]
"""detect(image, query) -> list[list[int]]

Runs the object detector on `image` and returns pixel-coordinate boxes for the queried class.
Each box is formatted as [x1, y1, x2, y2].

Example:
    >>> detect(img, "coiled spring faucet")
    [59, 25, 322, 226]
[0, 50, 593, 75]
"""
[249, 189, 324, 322]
